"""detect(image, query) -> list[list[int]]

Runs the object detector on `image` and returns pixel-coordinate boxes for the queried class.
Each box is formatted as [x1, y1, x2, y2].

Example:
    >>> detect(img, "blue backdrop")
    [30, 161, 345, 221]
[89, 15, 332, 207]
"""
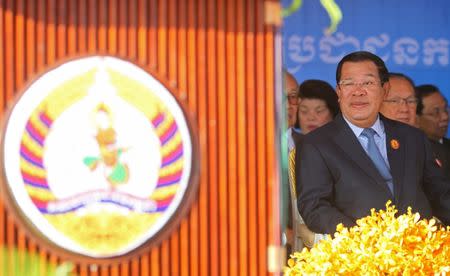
[282, 0, 450, 135]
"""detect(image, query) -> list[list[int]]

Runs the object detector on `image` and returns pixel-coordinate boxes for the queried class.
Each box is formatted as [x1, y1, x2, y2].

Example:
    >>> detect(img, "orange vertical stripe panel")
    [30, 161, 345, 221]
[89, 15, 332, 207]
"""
[98, 0, 108, 52]
[0, 2, 3, 110]
[15, 0, 25, 90]
[186, 1, 199, 276]
[0, 0, 280, 275]
[25, 0, 37, 80]
[87, 0, 97, 52]
[127, 0, 137, 59]
[245, 0, 260, 276]
[77, 0, 87, 53]
[4, 0, 14, 101]
[216, 0, 230, 274]
[167, 1, 181, 276]
[131, 260, 139, 276]
[246, 1, 259, 275]
[101, 265, 109, 276]
[157, 0, 167, 76]
[110, 264, 119, 276]
[160, 240, 170, 276]
[195, 1, 210, 276]
[236, 0, 250, 275]
[264, 3, 280, 266]
[117, 0, 127, 57]
[0, 3, 4, 110]
[150, 247, 159, 276]
[67, 0, 77, 55]
[139, 255, 149, 276]
[137, 0, 148, 64]
[25, 0, 36, 79]
[56, 0, 67, 58]
[79, 264, 88, 276]
[206, 0, 220, 275]
[256, 1, 269, 273]
[226, 0, 240, 274]
[176, 1, 190, 275]
[167, 0, 177, 85]
[46, 0, 56, 64]
[147, 0, 157, 70]
[5, 4, 17, 272]
[120, 262, 129, 276]
[107, 0, 117, 54]
[36, 0, 46, 70]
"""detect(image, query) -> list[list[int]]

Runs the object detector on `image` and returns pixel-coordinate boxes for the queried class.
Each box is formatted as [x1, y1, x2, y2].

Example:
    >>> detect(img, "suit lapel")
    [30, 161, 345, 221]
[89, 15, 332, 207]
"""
[383, 117, 405, 202]
[333, 114, 390, 193]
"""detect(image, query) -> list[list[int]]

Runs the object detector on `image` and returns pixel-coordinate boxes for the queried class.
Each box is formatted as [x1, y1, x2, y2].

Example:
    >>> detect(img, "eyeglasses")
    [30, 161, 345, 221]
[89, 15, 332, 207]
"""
[338, 80, 381, 92]
[383, 97, 418, 106]
[286, 92, 299, 105]
[422, 106, 450, 118]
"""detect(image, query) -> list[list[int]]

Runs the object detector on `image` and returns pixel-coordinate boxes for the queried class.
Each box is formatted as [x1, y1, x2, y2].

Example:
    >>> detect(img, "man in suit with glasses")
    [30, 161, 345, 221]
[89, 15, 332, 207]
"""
[284, 70, 300, 128]
[416, 84, 450, 180]
[380, 72, 418, 127]
[296, 51, 450, 235]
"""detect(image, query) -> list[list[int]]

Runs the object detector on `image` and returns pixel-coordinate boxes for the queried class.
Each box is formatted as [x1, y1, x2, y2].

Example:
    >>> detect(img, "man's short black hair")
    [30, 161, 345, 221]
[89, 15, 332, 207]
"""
[336, 51, 389, 85]
[415, 84, 444, 115]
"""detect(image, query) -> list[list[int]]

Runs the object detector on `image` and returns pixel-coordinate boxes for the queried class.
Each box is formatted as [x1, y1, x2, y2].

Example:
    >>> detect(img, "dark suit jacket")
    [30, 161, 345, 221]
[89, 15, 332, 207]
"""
[430, 138, 450, 180]
[443, 137, 450, 147]
[296, 113, 450, 234]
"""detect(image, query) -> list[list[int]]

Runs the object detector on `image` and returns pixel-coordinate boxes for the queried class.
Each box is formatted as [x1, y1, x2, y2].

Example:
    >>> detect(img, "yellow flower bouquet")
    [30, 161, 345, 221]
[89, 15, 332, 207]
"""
[285, 201, 450, 275]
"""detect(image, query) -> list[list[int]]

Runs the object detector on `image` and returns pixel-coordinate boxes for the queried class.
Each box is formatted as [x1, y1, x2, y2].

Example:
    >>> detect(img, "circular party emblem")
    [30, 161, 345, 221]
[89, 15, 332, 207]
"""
[2, 56, 197, 258]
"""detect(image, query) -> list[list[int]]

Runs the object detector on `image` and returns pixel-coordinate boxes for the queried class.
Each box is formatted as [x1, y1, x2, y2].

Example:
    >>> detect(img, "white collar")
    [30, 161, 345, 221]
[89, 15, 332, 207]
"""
[342, 114, 385, 138]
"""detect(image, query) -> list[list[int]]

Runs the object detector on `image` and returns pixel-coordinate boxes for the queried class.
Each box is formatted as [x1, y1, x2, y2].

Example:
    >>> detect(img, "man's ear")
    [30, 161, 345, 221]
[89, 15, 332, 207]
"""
[336, 85, 342, 102]
[416, 114, 422, 127]
[382, 81, 390, 99]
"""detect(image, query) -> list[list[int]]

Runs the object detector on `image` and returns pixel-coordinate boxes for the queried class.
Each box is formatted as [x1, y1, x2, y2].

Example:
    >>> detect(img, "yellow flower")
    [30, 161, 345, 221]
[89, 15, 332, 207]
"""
[285, 201, 450, 275]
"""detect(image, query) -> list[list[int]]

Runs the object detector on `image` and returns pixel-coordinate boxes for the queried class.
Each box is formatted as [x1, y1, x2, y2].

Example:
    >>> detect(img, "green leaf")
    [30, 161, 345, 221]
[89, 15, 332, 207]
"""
[1, 246, 76, 276]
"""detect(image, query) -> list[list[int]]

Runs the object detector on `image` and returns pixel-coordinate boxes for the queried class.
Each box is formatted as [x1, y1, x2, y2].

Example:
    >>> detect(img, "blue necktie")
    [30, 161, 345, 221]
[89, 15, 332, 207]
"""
[360, 128, 394, 195]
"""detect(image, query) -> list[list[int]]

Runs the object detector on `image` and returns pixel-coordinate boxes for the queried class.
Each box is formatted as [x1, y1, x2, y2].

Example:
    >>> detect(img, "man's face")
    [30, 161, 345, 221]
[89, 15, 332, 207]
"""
[417, 92, 449, 141]
[380, 77, 417, 126]
[336, 61, 388, 128]
[285, 74, 299, 128]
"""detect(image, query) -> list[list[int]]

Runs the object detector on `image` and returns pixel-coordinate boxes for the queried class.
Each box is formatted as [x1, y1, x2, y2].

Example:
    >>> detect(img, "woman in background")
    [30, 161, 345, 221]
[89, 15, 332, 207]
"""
[288, 79, 340, 149]
[288, 79, 339, 251]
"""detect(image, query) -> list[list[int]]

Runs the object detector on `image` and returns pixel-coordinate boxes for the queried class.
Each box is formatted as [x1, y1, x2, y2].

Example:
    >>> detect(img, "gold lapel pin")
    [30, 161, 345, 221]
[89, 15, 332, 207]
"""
[390, 139, 400, 150]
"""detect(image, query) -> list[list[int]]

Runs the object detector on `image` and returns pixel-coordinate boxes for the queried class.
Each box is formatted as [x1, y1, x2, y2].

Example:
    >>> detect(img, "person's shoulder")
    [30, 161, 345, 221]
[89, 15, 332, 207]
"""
[302, 120, 337, 145]
[291, 129, 304, 144]
[382, 116, 424, 137]
[442, 137, 450, 148]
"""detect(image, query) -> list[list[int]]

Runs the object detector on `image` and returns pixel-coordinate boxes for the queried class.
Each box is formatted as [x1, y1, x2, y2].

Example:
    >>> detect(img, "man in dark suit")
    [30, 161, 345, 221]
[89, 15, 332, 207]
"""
[416, 85, 450, 180]
[296, 51, 450, 235]
[380, 72, 418, 127]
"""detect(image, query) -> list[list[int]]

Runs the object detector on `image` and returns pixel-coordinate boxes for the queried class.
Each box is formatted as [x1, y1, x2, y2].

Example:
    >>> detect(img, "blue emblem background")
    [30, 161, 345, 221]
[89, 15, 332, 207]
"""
[282, 0, 450, 135]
